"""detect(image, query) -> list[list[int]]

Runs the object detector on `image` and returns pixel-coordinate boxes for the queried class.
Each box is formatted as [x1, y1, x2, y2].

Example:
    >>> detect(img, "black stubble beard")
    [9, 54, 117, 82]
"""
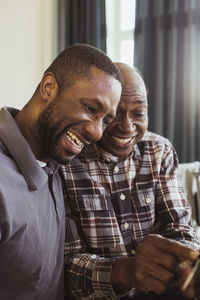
[36, 101, 69, 164]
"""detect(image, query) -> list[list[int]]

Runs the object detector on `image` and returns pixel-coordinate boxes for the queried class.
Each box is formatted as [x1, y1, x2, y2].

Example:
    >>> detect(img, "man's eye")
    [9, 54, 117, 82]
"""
[84, 104, 96, 114]
[135, 112, 146, 118]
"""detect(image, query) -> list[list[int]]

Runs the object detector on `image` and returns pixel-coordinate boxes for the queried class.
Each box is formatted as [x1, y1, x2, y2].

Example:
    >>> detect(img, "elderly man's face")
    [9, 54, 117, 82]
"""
[37, 67, 121, 164]
[98, 68, 148, 158]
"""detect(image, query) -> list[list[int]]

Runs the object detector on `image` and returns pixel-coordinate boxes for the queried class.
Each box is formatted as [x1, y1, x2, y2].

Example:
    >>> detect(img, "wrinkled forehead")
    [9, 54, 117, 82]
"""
[120, 83, 147, 107]
[115, 63, 148, 109]
[123, 70, 146, 93]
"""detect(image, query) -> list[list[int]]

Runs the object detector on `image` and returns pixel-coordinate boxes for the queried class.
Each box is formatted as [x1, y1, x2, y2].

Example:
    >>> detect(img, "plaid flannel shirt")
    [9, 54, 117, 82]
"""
[62, 131, 200, 299]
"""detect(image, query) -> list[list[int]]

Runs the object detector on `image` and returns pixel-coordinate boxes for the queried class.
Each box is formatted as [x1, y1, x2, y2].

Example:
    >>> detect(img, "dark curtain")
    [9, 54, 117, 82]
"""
[57, 0, 106, 53]
[134, 0, 200, 163]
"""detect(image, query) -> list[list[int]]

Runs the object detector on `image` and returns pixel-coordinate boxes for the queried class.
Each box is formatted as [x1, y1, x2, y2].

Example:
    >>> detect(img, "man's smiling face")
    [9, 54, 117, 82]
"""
[37, 66, 122, 164]
[98, 63, 148, 159]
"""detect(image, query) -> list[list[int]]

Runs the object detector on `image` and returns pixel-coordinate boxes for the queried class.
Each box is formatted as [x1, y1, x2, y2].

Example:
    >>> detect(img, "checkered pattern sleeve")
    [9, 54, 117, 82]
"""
[153, 140, 200, 249]
[64, 253, 121, 299]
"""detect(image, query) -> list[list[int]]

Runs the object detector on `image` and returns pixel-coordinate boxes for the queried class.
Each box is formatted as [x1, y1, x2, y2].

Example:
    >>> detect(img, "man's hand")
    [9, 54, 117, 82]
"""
[111, 234, 198, 295]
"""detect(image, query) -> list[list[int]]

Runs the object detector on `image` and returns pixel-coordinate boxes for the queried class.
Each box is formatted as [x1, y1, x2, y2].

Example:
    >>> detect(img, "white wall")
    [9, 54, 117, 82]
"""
[0, 0, 55, 109]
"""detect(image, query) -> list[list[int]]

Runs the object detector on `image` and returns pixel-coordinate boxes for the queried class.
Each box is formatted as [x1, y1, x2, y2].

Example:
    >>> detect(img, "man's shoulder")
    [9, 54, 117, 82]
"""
[0, 138, 14, 166]
[140, 131, 173, 148]
[134, 132, 178, 164]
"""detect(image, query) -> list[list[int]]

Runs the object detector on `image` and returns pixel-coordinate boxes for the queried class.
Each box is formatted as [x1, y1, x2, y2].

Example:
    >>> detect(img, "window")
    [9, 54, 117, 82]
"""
[106, 0, 136, 66]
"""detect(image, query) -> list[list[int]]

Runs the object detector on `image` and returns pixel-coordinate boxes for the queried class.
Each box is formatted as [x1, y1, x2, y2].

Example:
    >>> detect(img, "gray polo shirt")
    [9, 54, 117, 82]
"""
[0, 107, 65, 300]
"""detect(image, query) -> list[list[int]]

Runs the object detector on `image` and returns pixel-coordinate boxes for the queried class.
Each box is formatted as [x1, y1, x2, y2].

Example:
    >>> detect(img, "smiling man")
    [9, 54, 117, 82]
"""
[0, 44, 122, 300]
[98, 63, 148, 158]
[62, 63, 199, 299]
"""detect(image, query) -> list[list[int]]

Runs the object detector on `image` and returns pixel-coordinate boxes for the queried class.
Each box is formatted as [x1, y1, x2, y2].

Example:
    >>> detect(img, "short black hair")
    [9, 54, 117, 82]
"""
[45, 43, 123, 92]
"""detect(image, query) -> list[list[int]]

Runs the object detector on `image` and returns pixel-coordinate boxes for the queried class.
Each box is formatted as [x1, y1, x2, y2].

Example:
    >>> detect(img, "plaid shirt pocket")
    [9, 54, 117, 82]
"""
[68, 193, 123, 249]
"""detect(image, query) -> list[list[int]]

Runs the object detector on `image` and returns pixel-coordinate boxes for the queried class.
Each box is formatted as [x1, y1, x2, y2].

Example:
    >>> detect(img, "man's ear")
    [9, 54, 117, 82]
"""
[39, 72, 58, 102]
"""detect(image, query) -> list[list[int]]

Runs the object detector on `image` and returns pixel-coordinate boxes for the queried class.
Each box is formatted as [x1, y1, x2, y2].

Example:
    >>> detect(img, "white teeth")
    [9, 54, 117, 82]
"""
[66, 131, 83, 148]
[113, 136, 132, 144]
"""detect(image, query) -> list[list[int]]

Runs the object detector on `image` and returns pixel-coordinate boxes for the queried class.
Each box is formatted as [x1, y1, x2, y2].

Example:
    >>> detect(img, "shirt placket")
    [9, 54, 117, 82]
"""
[111, 162, 133, 253]
[43, 166, 59, 216]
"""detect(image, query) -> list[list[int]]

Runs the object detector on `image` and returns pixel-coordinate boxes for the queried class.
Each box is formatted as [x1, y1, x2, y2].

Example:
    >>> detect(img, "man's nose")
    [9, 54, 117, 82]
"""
[84, 120, 103, 142]
[120, 117, 135, 132]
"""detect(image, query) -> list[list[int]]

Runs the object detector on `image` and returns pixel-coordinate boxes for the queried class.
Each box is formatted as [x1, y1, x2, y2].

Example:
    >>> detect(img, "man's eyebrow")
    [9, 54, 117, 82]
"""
[82, 98, 116, 118]
[134, 99, 147, 104]
[95, 99, 116, 119]
[123, 99, 147, 105]
[93, 98, 116, 110]
[83, 98, 104, 107]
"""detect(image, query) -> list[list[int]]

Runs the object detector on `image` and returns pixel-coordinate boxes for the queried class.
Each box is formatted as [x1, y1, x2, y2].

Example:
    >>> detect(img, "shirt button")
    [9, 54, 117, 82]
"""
[124, 222, 129, 230]
[146, 197, 151, 204]
[114, 166, 119, 173]
[120, 193, 126, 200]
[85, 199, 90, 207]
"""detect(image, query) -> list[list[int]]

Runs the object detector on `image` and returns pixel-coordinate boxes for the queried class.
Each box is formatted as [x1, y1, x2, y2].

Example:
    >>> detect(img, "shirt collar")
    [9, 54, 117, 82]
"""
[37, 160, 47, 168]
[81, 141, 142, 163]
